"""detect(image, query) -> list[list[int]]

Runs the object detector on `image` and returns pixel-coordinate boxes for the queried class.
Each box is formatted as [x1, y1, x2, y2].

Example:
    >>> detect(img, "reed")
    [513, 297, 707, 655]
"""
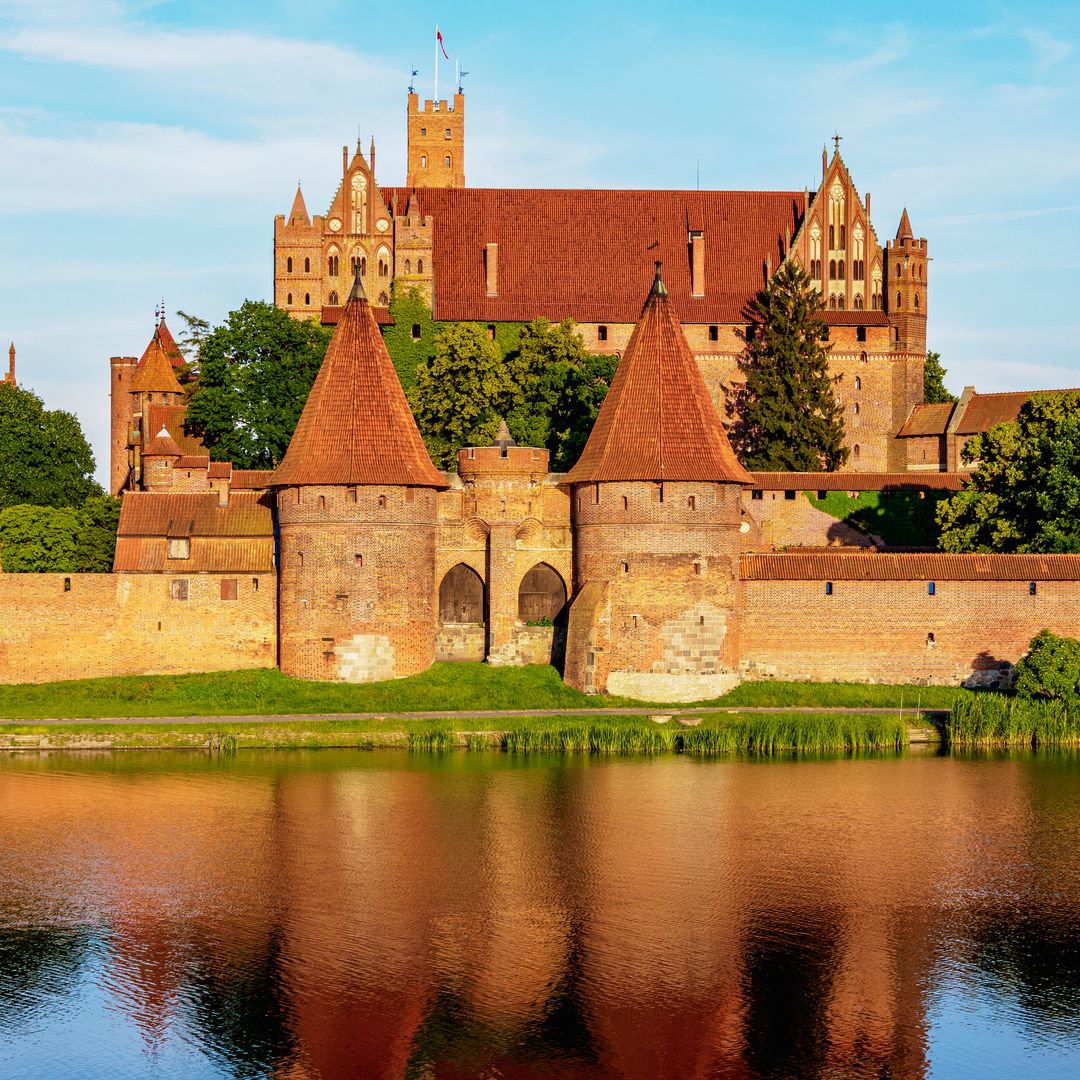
[407, 727, 455, 750]
[947, 694, 1080, 748]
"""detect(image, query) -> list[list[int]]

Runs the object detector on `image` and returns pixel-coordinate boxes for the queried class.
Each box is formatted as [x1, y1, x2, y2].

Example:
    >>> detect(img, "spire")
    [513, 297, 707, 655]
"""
[271, 273, 446, 488]
[492, 418, 516, 448]
[154, 316, 184, 370]
[288, 185, 311, 227]
[143, 426, 182, 458]
[369, 134, 376, 174]
[567, 265, 753, 486]
[895, 207, 914, 241]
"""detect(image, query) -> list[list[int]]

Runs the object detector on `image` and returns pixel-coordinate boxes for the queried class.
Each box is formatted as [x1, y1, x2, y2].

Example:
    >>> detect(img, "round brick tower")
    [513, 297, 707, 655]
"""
[270, 274, 447, 681]
[564, 263, 753, 700]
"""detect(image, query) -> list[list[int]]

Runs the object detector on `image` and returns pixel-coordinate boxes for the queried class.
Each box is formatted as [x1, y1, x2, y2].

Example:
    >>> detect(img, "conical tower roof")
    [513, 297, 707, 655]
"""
[154, 316, 185, 370]
[895, 208, 914, 241]
[143, 426, 182, 458]
[131, 324, 184, 394]
[271, 276, 446, 488]
[288, 185, 311, 226]
[567, 263, 752, 486]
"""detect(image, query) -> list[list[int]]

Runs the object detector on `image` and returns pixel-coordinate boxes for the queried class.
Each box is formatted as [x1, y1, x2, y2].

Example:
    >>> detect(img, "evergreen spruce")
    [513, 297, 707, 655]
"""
[732, 262, 848, 471]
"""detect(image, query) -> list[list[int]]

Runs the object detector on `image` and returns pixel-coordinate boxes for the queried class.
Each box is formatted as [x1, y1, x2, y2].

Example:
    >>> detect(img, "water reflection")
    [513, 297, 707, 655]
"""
[0, 750, 1079, 1079]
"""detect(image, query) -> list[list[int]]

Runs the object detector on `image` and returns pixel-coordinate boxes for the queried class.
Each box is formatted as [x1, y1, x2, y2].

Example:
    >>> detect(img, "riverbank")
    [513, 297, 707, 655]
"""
[0, 709, 927, 754]
[0, 664, 960, 720]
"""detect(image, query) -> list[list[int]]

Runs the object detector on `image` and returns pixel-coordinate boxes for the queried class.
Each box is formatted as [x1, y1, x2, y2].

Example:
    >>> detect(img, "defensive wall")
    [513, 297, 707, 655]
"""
[0, 572, 276, 684]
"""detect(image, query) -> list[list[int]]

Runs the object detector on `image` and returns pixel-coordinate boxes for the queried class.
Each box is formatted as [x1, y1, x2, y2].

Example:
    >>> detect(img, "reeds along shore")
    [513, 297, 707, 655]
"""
[407, 715, 910, 755]
[947, 695, 1080, 748]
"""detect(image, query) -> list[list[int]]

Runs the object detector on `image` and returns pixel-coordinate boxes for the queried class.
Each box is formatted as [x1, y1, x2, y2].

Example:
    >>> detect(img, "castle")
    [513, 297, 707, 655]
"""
[4, 86, 1080, 696]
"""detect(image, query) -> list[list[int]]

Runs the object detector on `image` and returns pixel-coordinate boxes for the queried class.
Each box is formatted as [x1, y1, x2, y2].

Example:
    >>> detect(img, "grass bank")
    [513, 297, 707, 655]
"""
[0, 711, 912, 755]
[947, 695, 1080, 748]
[0, 664, 959, 721]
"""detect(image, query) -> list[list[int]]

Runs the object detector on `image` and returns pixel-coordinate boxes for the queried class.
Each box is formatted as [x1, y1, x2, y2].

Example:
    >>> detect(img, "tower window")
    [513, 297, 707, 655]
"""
[287, 257, 293, 273]
[445, 128, 451, 138]
[825, 582, 833, 595]
[304, 293, 310, 306]
[420, 127, 426, 136]
[411, 323, 422, 340]
[304, 257, 310, 273]
[854, 376, 861, 390]
[328, 290, 338, 305]
[444, 154, 452, 168]
[1029, 582, 1038, 596]
[286, 292, 292, 305]
[853, 444, 861, 459]
[328, 254, 339, 277]
[597, 325, 608, 342]
[404, 258, 411, 274]
[420, 154, 427, 168]
[709, 325, 719, 341]
[417, 259, 424, 274]
[896, 291, 902, 309]
[915, 293, 920, 311]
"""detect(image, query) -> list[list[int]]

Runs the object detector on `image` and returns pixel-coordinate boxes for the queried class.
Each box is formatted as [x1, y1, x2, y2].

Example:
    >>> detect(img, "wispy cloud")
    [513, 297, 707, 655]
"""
[927, 205, 1080, 228]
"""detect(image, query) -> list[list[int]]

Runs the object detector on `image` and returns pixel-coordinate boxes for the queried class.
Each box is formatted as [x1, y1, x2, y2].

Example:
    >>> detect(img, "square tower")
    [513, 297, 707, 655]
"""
[406, 92, 464, 188]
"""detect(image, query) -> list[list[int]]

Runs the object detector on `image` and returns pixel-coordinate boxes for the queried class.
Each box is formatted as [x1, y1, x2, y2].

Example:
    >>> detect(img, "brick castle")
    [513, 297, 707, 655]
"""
[3, 86, 1080, 697]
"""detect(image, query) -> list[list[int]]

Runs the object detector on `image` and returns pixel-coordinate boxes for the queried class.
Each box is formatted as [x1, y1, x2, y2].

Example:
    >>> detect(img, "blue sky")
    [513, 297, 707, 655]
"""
[1, 1, 1078, 486]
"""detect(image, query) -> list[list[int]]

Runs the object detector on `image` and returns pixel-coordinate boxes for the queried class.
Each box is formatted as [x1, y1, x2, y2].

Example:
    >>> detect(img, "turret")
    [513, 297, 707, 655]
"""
[406, 91, 465, 188]
[109, 354, 138, 494]
[563, 263, 752, 700]
[271, 271, 447, 681]
[886, 208, 928, 354]
[141, 427, 182, 491]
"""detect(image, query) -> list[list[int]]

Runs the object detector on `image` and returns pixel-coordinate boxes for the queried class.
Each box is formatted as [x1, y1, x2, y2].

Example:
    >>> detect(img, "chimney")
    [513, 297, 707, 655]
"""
[690, 233, 705, 297]
[485, 242, 498, 298]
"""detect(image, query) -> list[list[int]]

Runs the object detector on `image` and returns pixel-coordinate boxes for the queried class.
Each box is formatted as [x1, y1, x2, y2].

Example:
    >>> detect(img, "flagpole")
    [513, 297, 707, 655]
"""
[434, 25, 439, 102]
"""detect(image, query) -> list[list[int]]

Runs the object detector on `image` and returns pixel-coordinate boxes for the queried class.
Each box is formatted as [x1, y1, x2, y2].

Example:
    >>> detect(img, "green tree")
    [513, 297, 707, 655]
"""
[937, 392, 1080, 553]
[76, 494, 122, 572]
[0, 383, 101, 510]
[924, 350, 957, 404]
[0, 505, 82, 572]
[409, 324, 512, 467]
[184, 301, 332, 468]
[1014, 630, 1080, 704]
[731, 262, 848, 471]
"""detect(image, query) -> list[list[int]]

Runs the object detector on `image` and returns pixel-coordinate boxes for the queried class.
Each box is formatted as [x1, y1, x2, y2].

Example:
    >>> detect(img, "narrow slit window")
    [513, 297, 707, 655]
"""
[1029, 582, 1037, 596]
[928, 581, 936, 596]
[825, 582, 833, 595]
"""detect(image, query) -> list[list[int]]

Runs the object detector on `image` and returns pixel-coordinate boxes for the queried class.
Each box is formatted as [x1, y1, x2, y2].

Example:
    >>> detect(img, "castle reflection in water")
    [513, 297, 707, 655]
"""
[1, 750, 1079, 1079]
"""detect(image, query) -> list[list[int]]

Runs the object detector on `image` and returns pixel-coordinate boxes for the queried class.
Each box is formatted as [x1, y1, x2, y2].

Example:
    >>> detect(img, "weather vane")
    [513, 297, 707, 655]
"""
[409, 67, 418, 94]
[833, 131, 842, 153]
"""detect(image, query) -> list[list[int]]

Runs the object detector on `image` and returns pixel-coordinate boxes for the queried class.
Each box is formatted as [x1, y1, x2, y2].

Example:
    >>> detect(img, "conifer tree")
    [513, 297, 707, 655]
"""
[923, 351, 957, 404]
[731, 261, 848, 471]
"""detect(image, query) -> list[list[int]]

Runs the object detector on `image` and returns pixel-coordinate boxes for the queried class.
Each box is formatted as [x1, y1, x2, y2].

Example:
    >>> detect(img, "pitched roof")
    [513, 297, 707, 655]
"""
[822, 310, 889, 327]
[566, 265, 753, 485]
[117, 491, 273, 538]
[113, 536, 275, 573]
[752, 471, 965, 491]
[896, 208, 914, 241]
[897, 403, 956, 437]
[288, 185, 311, 227]
[131, 325, 184, 394]
[383, 187, 802, 324]
[271, 282, 447, 488]
[176, 454, 210, 470]
[231, 469, 275, 490]
[741, 552, 1080, 581]
[143, 427, 182, 458]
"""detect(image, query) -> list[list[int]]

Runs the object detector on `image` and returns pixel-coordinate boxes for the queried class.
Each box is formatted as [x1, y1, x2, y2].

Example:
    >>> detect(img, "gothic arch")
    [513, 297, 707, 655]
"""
[518, 563, 567, 623]
[439, 563, 485, 624]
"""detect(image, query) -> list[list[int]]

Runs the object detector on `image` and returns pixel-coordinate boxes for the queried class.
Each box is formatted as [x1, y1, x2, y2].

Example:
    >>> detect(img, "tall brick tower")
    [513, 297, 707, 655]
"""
[886, 209, 928, 354]
[110, 354, 138, 494]
[271, 272, 448, 682]
[406, 91, 464, 187]
[564, 263, 753, 701]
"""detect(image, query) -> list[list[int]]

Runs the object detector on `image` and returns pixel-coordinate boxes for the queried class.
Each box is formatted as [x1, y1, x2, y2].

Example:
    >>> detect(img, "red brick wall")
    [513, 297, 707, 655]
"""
[739, 577, 1080, 685]
[0, 573, 275, 684]
[275, 484, 439, 681]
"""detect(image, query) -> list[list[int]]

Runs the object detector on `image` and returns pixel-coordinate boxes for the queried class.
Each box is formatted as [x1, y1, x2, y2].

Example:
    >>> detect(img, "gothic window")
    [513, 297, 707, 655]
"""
[837, 294, 846, 310]
[418, 258, 424, 274]
[915, 293, 921, 311]
[840, 224, 847, 248]
[829, 294, 837, 309]
[404, 259, 411, 274]
[328, 254, 339, 277]
[853, 444, 860, 459]
[378, 292, 389, 305]
[420, 154, 428, 169]
[378, 259, 388, 277]
[304, 293, 310, 305]
[286, 257, 293, 273]
[351, 173, 367, 233]
[829, 225, 835, 248]
[896, 291, 902, 309]
[854, 376, 861, 390]
[829, 259, 837, 280]
[350, 256, 359, 276]
[328, 291, 338, 305]
[286, 292, 292, 305]
[872, 293, 880, 310]
[853, 293, 863, 310]
[838, 260, 846, 280]
[444, 154, 452, 168]
[361, 256, 367, 276]
[377, 247, 390, 278]
[304, 257, 310, 273]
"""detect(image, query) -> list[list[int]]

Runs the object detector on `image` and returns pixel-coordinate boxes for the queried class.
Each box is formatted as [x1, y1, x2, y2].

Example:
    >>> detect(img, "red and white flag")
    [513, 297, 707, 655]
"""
[437, 27, 449, 59]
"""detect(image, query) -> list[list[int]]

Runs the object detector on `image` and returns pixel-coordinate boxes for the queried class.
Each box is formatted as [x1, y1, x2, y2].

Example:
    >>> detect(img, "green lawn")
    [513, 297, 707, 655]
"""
[0, 663, 960, 721]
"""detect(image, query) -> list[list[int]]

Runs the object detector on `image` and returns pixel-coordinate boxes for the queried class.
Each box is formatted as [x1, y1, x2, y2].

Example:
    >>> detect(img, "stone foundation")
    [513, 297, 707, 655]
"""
[607, 671, 741, 703]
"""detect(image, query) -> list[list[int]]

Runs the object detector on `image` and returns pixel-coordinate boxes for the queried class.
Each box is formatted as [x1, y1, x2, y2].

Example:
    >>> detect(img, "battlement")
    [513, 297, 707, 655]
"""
[409, 92, 463, 113]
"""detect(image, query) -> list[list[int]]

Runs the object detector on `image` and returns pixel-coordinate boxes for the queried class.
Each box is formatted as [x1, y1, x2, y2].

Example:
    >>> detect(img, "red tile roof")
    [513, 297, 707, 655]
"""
[567, 266, 754, 485]
[113, 536, 274, 573]
[117, 491, 273, 538]
[897, 403, 955, 437]
[752, 471, 965, 491]
[272, 285, 447, 488]
[321, 305, 393, 326]
[231, 469, 275, 489]
[131, 329, 184, 394]
[895, 208, 914, 241]
[176, 455, 210, 470]
[288, 185, 311, 227]
[143, 428, 182, 458]
[741, 552, 1080, 581]
[954, 390, 1080, 435]
[383, 187, 803, 324]
[207, 462, 231, 479]
[154, 317, 185, 370]
[145, 405, 204, 456]
[822, 310, 889, 326]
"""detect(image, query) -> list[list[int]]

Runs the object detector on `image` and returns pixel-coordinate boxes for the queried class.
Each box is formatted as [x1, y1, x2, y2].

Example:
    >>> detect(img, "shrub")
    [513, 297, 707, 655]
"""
[1014, 629, 1080, 704]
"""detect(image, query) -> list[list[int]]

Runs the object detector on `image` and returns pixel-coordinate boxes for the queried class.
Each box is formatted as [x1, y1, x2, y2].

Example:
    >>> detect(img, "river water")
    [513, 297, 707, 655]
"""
[1, 747, 1078, 1079]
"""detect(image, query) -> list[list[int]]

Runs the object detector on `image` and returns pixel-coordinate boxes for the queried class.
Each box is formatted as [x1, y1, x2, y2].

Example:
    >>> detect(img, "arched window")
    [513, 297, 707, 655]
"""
[420, 154, 428, 168]
[838, 260, 846, 280]
[915, 293, 921, 311]
[853, 293, 863, 309]
[872, 292, 880, 310]
[854, 376, 861, 390]
[840, 224, 847, 248]
[896, 291, 902, 310]
[439, 564, 484, 624]
[829, 259, 837, 280]
[898, 265, 903, 277]
[328, 291, 338, 305]
[304, 292, 310, 306]
[853, 402, 860, 415]
[350, 256, 359, 276]
[829, 224, 835, 248]
[328, 254, 339, 277]
[837, 294, 846, 310]
[444, 154, 452, 168]
[361, 256, 367, 277]
[829, 294, 837, 309]
[378, 291, 388, 305]
[417, 258, 424, 274]
[853, 444, 860, 459]
[518, 563, 568, 623]
[404, 258, 411, 274]
[286, 292, 292, 305]
[286, 257, 293, 273]
[304, 257, 310, 273]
